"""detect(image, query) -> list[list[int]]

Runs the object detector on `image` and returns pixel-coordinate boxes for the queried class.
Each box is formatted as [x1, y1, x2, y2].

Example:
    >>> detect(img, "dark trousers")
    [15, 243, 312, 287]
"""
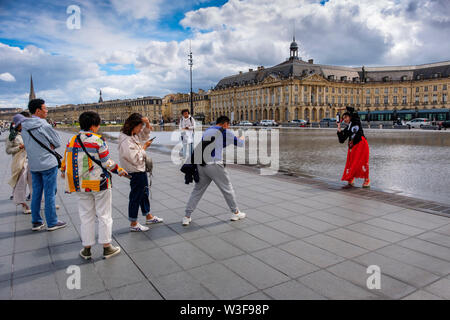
[128, 172, 150, 222]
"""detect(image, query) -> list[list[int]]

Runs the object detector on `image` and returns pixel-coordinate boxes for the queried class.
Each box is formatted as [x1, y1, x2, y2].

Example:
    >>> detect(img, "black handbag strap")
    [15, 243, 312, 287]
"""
[76, 134, 111, 181]
[27, 129, 62, 167]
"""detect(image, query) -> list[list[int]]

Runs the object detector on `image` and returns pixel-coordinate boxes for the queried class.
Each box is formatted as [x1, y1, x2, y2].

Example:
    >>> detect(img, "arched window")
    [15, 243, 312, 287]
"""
[304, 108, 310, 120]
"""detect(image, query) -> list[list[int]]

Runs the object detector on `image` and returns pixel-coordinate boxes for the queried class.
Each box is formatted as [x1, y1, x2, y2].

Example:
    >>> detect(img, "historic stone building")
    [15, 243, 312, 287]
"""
[0, 108, 23, 121]
[47, 95, 163, 124]
[169, 89, 211, 124]
[210, 38, 450, 123]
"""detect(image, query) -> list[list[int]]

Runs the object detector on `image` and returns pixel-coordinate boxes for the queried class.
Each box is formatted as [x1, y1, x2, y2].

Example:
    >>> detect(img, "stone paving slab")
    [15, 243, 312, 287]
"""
[0, 131, 449, 300]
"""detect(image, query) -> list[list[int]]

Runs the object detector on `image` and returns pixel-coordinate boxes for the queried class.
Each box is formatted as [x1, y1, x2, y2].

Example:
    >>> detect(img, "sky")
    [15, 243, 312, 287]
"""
[0, 0, 449, 109]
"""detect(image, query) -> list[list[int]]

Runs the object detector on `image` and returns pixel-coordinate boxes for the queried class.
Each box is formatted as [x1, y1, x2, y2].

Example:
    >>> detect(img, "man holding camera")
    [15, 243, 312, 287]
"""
[179, 109, 195, 159]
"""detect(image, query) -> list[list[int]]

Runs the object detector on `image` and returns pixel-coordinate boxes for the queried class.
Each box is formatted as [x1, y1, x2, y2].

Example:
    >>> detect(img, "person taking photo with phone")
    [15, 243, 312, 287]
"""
[119, 113, 163, 232]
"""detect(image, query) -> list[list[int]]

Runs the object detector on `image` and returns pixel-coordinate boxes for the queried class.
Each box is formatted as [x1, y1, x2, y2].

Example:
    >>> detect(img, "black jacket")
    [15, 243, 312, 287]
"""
[337, 107, 365, 148]
[180, 163, 199, 185]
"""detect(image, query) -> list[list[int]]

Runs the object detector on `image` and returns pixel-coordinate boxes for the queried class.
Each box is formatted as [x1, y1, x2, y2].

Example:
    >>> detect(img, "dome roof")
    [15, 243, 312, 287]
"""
[290, 41, 298, 49]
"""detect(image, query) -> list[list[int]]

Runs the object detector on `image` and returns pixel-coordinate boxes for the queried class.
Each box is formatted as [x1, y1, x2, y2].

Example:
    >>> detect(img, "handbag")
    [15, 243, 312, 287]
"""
[27, 129, 63, 168]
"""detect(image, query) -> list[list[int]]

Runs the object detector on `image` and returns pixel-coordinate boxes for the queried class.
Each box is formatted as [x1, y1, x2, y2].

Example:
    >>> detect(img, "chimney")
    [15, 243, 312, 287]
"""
[308, 59, 314, 64]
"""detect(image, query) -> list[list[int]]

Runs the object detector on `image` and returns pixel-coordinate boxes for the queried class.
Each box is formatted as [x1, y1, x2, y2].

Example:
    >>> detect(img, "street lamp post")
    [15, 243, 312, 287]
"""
[188, 42, 194, 116]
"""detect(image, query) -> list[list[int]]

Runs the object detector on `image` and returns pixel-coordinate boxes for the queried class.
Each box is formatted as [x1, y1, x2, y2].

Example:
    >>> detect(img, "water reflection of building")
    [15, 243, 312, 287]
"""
[210, 38, 449, 123]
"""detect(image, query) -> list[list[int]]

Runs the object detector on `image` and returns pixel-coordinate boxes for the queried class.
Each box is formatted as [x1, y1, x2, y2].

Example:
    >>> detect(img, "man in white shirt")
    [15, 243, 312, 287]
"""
[179, 109, 195, 159]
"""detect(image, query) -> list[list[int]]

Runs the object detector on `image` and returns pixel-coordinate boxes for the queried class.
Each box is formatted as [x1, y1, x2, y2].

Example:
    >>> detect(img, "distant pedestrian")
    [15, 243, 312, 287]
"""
[179, 109, 195, 159]
[119, 113, 163, 232]
[337, 106, 370, 188]
[5, 112, 32, 214]
[61, 111, 127, 260]
[21, 98, 66, 231]
[182, 115, 246, 226]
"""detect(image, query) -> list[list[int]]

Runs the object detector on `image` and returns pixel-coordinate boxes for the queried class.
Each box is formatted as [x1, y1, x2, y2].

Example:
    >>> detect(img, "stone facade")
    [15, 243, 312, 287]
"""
[46, 96, 163, 124]
[170, 89, 211, 124]
[210, 41, 450, 123]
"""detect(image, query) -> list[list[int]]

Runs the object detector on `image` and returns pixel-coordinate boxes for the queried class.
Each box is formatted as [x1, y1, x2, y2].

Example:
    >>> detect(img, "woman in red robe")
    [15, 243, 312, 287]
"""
[337, 107, 370, 188]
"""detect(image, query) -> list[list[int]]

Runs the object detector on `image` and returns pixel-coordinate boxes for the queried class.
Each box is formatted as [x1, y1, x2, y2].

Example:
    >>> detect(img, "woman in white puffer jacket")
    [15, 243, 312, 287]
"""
[118, 113, 163, 232]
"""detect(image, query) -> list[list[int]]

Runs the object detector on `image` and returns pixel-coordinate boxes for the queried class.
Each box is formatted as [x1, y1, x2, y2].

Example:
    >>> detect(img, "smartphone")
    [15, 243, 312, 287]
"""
[336, 114, 340, 123]
[149, 136, 156, 141]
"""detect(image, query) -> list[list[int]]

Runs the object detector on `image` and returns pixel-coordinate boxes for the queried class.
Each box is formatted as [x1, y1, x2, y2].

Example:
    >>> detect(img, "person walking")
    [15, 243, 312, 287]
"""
[337, 106, 370, 188]
[182, 116, 246, 226]
[118, 113, 163, 232]
[21, 98, 66, 231]
[61, 111, 127, 259]
[179, 109, 195, 159]
[6, 113, 32, 214]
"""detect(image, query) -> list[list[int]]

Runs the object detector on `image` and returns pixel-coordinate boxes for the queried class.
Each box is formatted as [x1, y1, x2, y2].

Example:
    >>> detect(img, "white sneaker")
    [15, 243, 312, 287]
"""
[146, 216, 164, 225]
[230, 211, 246, 221]
[182, 217, 191, 226]
[130, 222, 149, 232]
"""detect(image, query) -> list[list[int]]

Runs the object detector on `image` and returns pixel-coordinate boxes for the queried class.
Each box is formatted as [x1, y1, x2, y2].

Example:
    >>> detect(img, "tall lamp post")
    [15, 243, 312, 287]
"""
[188, 41, 194, 116]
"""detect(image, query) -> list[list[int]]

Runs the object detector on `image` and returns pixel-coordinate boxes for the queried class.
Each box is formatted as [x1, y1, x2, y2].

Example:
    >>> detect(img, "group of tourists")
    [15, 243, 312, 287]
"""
[5, 98, 370, 260]
[5, 99, 249, 260]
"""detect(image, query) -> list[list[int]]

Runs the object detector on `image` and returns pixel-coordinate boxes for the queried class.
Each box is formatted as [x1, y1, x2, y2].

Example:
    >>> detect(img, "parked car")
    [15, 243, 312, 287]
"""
[405, 118, 431, 129]
[237, 121, 253, 126]
[291, 119, 307, 127]
[259, 120, 278, 126]
[438, 120, 450, 130]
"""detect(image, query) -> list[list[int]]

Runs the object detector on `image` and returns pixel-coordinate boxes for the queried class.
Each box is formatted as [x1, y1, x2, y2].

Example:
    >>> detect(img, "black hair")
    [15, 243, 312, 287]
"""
[181, 109, 190, 115]
[20, 111, 31, 118]
[121, 113, 143, 136]
[79, 111, 101, 131]
[28, 98, 45, 115]
[216, 116, 230, 125]
[342, 112, 351, 118]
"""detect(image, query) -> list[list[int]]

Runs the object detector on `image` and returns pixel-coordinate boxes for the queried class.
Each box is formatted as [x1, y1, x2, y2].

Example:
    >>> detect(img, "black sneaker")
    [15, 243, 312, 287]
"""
[79, 247, 92, 260]
[9, 196, 13, 200]
[26, 194, 31, 201]
[103, 245, 121, 259]
[32, 222, 45, 231]
[47, 221, 67, 232]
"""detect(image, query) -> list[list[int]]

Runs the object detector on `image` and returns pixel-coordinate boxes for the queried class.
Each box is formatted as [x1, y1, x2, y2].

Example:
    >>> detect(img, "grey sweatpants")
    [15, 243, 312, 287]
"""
[185, 163, 239, 218]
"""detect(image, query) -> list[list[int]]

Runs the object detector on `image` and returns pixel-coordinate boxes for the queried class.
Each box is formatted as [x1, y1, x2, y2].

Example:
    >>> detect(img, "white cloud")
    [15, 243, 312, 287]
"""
[0, 72, 16, 82]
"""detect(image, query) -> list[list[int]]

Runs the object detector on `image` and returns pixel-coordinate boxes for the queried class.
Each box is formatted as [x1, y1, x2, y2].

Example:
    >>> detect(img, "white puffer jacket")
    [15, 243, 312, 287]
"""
[118, 126, 151, 173]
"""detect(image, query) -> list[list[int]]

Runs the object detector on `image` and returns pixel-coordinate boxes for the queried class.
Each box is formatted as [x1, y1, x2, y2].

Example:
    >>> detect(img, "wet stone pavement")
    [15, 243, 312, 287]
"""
[0, 131, 449, 300]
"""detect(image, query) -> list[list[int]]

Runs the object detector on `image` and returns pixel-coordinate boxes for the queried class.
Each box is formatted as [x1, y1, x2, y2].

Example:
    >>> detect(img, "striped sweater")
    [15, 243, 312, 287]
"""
[61, 131, 123, 193]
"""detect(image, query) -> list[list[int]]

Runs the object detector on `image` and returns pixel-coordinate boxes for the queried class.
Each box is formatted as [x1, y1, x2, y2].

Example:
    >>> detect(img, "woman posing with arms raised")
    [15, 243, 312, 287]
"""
[118, 113, 163, 232]
[6, 112, 32, 214]
[337, 106, 370, 189]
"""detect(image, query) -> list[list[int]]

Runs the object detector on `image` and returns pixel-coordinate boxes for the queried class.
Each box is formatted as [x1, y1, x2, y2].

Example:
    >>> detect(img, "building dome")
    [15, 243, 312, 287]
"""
[290, 40, 298, 50]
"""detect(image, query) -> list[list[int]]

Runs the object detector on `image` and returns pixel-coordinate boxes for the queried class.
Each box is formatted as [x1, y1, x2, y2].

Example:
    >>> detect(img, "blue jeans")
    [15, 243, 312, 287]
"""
[182, 142, 193, 158]
[31, 166, 58, 227]
[128, 172, 151, 222]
